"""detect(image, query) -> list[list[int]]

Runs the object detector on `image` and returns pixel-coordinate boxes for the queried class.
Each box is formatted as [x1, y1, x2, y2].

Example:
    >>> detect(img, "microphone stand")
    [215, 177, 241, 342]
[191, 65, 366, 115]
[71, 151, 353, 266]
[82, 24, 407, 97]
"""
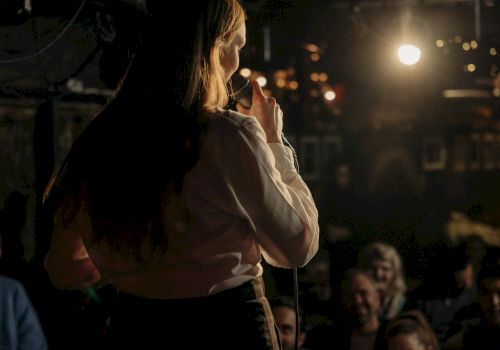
[282, 132, 301, 350]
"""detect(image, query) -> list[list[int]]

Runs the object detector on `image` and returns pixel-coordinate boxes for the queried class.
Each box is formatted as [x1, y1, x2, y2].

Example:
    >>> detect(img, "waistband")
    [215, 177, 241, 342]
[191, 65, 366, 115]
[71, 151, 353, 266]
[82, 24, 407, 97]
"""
[115, 277, 265, 306]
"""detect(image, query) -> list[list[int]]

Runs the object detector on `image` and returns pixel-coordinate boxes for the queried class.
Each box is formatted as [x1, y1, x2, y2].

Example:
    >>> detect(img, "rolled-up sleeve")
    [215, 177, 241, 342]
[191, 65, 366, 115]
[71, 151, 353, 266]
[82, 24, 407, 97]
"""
[223, 116, 319, 267]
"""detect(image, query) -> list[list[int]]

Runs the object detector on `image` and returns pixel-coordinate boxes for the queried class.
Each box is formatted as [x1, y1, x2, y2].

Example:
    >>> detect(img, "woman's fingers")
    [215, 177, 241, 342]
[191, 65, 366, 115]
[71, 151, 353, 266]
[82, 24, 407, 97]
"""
[233, 80, 283, 143]
[251, 80, 265, 100]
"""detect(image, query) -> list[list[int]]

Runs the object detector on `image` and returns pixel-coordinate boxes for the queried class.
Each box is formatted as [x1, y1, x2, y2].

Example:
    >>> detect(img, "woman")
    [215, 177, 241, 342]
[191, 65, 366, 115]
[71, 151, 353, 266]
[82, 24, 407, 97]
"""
[358, 241, 407, 320]
[43, 1, 319, 348]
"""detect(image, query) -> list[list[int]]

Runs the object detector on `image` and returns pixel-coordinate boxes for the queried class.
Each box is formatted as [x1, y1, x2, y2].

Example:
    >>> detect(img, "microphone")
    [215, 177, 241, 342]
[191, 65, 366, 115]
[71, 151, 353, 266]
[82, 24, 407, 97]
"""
[282, 133, 300, 173]
[229, 73, 252, 109]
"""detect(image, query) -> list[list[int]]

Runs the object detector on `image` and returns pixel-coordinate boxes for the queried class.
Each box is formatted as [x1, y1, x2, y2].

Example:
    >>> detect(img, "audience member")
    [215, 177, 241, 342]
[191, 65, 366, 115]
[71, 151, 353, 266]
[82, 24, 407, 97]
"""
[271, 295, 308, 350]
[0, 275, 47, 350]
[0, 191, 31, 283]
[378, 309, 439, 350]
[406, 245, 477, 344]
[299, 248, 333, 325]
[358, 241, 407, 320]
[306, 268, 383, 350]
[443, 248, 500, 349]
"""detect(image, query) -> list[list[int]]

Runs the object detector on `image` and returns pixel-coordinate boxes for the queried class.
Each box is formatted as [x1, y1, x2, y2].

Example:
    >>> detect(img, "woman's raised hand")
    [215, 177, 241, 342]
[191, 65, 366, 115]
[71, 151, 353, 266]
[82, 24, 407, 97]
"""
[237, 80, 283, 144]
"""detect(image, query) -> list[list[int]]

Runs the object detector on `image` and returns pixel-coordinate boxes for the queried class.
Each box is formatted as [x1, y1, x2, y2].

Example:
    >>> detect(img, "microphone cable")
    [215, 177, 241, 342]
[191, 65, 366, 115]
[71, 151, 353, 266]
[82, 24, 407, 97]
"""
[282, 133, 301, 350]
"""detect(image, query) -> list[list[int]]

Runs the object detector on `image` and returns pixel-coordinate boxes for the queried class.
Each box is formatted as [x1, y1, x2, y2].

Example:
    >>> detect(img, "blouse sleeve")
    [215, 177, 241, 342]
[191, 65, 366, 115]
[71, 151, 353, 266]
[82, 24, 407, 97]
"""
[223, 115, 319, 267]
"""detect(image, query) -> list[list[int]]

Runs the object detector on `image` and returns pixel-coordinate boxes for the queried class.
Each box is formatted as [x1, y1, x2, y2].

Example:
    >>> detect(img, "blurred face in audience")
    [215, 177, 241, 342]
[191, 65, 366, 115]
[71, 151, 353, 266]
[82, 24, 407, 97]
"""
[370, 259, 394, 292]
[387, 333, 433, 350]
[344, 273, 380, 326]
[272, 306, 305, 350]
[454, 263, 474, 290]
[478, 277, 500, 327]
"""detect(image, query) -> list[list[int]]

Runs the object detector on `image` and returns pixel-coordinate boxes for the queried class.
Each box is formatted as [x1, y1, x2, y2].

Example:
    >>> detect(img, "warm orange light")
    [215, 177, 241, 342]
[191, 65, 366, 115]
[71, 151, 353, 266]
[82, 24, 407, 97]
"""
[239, 68, 251, 77]
[288, 81, 299, 90]
[306, 43, 319, 53]
[310, 53, 320, 62]
[276, 78, 286, 88]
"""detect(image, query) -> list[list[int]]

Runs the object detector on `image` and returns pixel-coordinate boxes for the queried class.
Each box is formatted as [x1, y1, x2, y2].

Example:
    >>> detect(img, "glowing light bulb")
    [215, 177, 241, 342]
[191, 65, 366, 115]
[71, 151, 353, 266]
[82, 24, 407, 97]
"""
[256, 76, 267, 87]
[324, 90, 336, 101]
[398, 44, 421, 65]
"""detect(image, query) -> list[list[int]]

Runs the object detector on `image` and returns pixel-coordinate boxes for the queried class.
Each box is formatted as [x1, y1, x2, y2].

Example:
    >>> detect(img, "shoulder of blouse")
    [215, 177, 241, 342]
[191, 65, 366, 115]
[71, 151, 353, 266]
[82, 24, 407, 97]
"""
[208, 108, 262, 138]
[214, 108, 254, 125]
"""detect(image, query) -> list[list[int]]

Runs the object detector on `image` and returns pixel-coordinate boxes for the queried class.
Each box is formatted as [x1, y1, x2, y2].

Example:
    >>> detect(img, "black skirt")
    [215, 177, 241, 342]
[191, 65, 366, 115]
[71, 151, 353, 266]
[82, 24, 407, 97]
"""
[106, 277, 280, 349]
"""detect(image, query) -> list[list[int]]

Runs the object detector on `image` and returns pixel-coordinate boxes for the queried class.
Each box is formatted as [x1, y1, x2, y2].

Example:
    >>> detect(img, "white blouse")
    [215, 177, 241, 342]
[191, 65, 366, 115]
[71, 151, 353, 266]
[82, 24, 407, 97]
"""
[45, 109, 319, 299]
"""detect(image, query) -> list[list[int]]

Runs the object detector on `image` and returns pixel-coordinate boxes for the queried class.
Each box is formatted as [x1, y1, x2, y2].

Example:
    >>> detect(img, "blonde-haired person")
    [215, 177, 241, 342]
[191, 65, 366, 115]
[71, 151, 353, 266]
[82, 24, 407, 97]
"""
[358, 241, 407, 321]
[43, 1, 319, 349]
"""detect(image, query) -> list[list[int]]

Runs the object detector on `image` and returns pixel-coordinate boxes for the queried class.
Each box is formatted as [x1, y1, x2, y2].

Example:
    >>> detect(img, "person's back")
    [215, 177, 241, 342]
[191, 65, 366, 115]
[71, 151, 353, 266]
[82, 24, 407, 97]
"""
[91, 109, 317, 298]
[0, 276, 47, 350]
[407, 245, 477, 344]
[443, 248, 500, 350]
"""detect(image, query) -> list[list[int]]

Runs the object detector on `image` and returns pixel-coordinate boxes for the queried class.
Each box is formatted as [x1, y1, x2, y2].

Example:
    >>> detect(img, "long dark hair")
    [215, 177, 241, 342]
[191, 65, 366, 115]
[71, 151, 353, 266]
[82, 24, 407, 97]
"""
[44, 0, 245, 261]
